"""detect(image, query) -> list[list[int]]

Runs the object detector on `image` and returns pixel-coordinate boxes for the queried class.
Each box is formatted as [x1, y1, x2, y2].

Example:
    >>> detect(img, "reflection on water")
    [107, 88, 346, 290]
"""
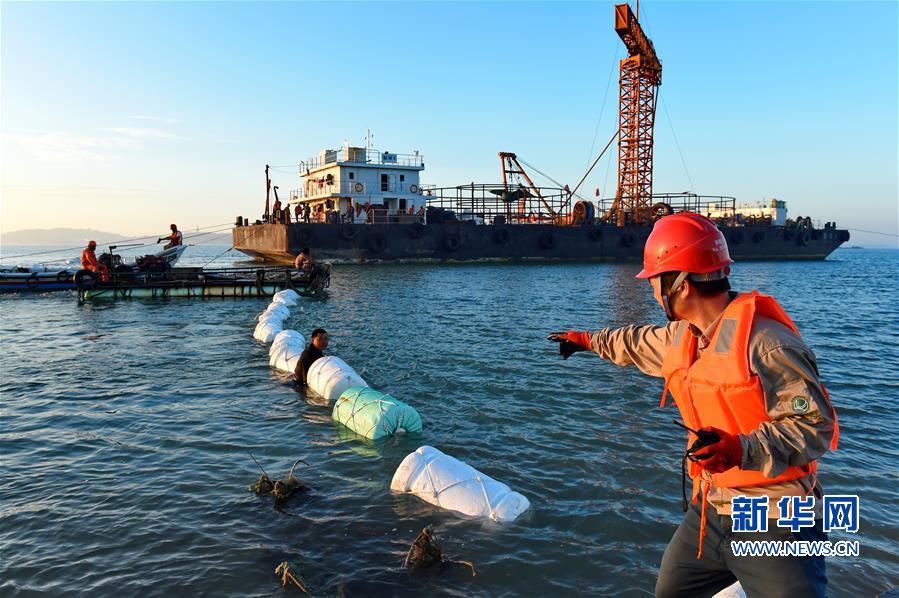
[1, 246, 897, 596]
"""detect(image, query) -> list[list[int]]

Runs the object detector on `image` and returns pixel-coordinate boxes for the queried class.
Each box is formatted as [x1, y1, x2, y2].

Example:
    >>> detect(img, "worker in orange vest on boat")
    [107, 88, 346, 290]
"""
[272, 197, 282, 224]
[80, 240, 110, 282]
[157, 224, 182, 249]
[549, 212, 837, 597]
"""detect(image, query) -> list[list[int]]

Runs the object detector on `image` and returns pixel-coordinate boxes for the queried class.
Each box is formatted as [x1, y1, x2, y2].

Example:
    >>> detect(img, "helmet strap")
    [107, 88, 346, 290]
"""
[662, 271, 691, 322]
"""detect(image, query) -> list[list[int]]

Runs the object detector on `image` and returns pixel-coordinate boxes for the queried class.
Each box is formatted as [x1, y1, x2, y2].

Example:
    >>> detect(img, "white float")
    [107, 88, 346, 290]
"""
[253, 316, 284, 343]
[332, 386, 422, 440]
[261, 303, 290, 322]
[713, 583, 745, 598]
[306, 356, 368, 403]
[270, 329, 304, 352]
[271, 289, 300, 306]
[390, 446, 530, 522]
[269, 330, 306, 372]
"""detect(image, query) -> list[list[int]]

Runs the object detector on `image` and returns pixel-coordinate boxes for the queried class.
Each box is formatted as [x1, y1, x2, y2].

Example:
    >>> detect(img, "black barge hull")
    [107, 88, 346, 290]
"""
[232, 223, 849, 264]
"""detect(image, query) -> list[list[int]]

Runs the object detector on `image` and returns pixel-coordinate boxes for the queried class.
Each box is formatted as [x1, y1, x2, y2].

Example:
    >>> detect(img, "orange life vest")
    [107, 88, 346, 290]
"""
[81, 248, 99, 270]
[661, 291, 839, 502]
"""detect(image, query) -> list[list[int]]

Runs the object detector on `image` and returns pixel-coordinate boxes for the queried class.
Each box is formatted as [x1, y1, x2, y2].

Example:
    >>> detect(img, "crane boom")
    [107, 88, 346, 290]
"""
[614, 3, 661, 79]
[611, 2, 662, 226]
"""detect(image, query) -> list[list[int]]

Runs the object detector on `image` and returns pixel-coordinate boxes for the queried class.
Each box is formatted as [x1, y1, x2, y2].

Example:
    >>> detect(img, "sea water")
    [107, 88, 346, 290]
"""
[1, 246, 897, 596]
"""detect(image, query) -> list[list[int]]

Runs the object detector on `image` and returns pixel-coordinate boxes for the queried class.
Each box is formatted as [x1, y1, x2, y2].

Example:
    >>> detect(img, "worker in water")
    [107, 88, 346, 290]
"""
[157, 224, 182, 249]
[294, 247, 315, 271]
[80, 240, 110, 281]
[549, 212, 837, 598]
[294, 328, 328, 386]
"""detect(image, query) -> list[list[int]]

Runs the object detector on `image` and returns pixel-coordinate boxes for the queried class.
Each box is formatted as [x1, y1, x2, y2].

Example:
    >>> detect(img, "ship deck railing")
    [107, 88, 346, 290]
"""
[290, 180, 426, 201]
[422, 185, 742, 226]
[99, 265, 329, 290]
[299, 148, 424, 172]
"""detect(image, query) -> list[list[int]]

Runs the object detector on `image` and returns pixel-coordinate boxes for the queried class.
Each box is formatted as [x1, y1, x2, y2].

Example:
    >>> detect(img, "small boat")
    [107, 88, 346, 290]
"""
[77, 264, 330, 300]
[0, 245, 187, 293]
[0, 265, 80, 292]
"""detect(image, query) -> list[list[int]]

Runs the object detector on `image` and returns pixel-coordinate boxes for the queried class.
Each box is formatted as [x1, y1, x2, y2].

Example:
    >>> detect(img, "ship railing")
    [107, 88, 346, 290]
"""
[303, 209, 426, 225]
[299, 148, 424, 172]
[593, 193, 741, 225]
[292, 180, 428, 200]
[424, 183, 575, 225]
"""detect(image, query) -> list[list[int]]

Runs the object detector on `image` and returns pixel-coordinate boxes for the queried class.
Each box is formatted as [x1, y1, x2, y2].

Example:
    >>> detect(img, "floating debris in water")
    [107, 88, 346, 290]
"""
[275, 561, 308, 592]
[247, 451, 309, 509]
[249, 473, 274, 495]
[403, 526, 476, 577]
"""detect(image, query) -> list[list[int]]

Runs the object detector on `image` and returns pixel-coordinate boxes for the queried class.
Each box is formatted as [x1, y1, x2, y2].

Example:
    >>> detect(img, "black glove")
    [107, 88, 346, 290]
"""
[547, 331, 590, 359]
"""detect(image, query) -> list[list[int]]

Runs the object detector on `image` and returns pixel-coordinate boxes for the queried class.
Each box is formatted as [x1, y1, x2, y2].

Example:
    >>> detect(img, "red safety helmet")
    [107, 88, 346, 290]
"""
[635, 212, 732, 279]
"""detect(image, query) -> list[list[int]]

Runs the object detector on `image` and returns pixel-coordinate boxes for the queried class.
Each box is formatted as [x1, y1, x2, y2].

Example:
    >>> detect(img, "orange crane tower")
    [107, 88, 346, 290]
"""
[612, 2, 662, 226]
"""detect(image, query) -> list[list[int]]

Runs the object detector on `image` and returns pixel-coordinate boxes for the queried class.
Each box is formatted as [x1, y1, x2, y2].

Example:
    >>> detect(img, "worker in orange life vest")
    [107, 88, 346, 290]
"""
[157, 224, 182, 249]
[80, 240, 110, 282]
[549, 212, 837, 597]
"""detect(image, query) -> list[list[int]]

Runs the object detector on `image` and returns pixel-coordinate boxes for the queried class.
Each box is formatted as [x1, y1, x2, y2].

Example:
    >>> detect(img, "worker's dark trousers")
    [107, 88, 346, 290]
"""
[655, 501, 827, 598]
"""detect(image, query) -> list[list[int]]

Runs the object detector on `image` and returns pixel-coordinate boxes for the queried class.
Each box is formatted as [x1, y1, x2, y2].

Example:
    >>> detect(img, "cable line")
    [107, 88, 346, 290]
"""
[659, 92, 695, 193]
[586, 46, 621, 172]
[845, 228, 899, 238]
[0, 222, 235, 261]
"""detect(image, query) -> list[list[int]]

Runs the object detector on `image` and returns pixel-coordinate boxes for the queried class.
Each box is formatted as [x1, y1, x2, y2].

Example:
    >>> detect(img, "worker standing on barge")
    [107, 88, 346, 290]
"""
[549, 212, 838, 597]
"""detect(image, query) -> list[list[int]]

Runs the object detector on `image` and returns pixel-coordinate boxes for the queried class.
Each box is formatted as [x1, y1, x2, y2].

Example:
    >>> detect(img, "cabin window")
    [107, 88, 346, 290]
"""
[399, 198, 407, 211]
[400, 175, 405, 182]
[348, 172, 354, 180]
[381, 174, 389, 191]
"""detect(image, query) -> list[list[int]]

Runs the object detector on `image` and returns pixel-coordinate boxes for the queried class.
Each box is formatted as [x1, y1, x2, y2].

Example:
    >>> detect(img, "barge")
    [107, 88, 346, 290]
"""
[232, 3, 849, 265]
[231, 152, 848, 264]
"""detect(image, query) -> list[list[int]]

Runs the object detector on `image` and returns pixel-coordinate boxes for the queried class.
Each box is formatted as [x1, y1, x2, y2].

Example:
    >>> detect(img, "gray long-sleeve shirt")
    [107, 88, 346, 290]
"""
[587, 300, 837, 516]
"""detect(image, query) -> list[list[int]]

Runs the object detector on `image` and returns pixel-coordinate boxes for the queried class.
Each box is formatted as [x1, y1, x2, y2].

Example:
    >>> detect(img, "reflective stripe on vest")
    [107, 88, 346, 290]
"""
[660, 291, 839, 500]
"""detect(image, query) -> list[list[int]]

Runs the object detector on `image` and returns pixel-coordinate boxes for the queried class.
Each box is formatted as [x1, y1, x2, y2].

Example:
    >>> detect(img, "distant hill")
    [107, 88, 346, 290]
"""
[1, 228, 232, 246]
[1, 228, 129, 246]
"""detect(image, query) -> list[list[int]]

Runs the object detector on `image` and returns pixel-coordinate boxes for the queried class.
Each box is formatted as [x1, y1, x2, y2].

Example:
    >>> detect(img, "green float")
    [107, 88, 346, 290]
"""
[332, 386, 422, 440]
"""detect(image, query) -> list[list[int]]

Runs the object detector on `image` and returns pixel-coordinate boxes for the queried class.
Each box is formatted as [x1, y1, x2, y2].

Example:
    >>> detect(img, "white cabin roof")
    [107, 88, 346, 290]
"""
[302, 147, 423, 177]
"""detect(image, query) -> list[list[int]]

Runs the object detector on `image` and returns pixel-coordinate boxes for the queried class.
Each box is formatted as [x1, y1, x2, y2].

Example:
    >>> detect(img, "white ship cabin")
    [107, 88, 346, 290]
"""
[289, 145, 426, 224]
[706, 199, 787, 226]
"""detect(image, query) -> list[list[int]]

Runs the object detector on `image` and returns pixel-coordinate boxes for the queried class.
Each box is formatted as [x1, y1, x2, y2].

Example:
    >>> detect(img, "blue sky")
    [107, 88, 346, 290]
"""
[2, 1, 896, 246]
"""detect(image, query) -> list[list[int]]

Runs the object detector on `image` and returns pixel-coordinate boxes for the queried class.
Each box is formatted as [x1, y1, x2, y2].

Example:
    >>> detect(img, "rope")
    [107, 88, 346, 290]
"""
[199, 223, 267, 268]
[340, 387, 411, 439]
[659, 92, 696, 193]
[517, 158, 590, 203]
[585, 45, 621, 171]
[413, 450, 501, 521]
[180, 225, 235, 244]
[0, 222, 234, 261]
[696, 479, 711, 560]
[845, 228, 899, 238]
[570, 130, 619, 199]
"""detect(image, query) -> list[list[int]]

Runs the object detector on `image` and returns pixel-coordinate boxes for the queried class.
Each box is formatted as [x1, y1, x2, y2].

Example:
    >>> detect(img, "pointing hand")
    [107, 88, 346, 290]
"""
[547, 331, 591, 359]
